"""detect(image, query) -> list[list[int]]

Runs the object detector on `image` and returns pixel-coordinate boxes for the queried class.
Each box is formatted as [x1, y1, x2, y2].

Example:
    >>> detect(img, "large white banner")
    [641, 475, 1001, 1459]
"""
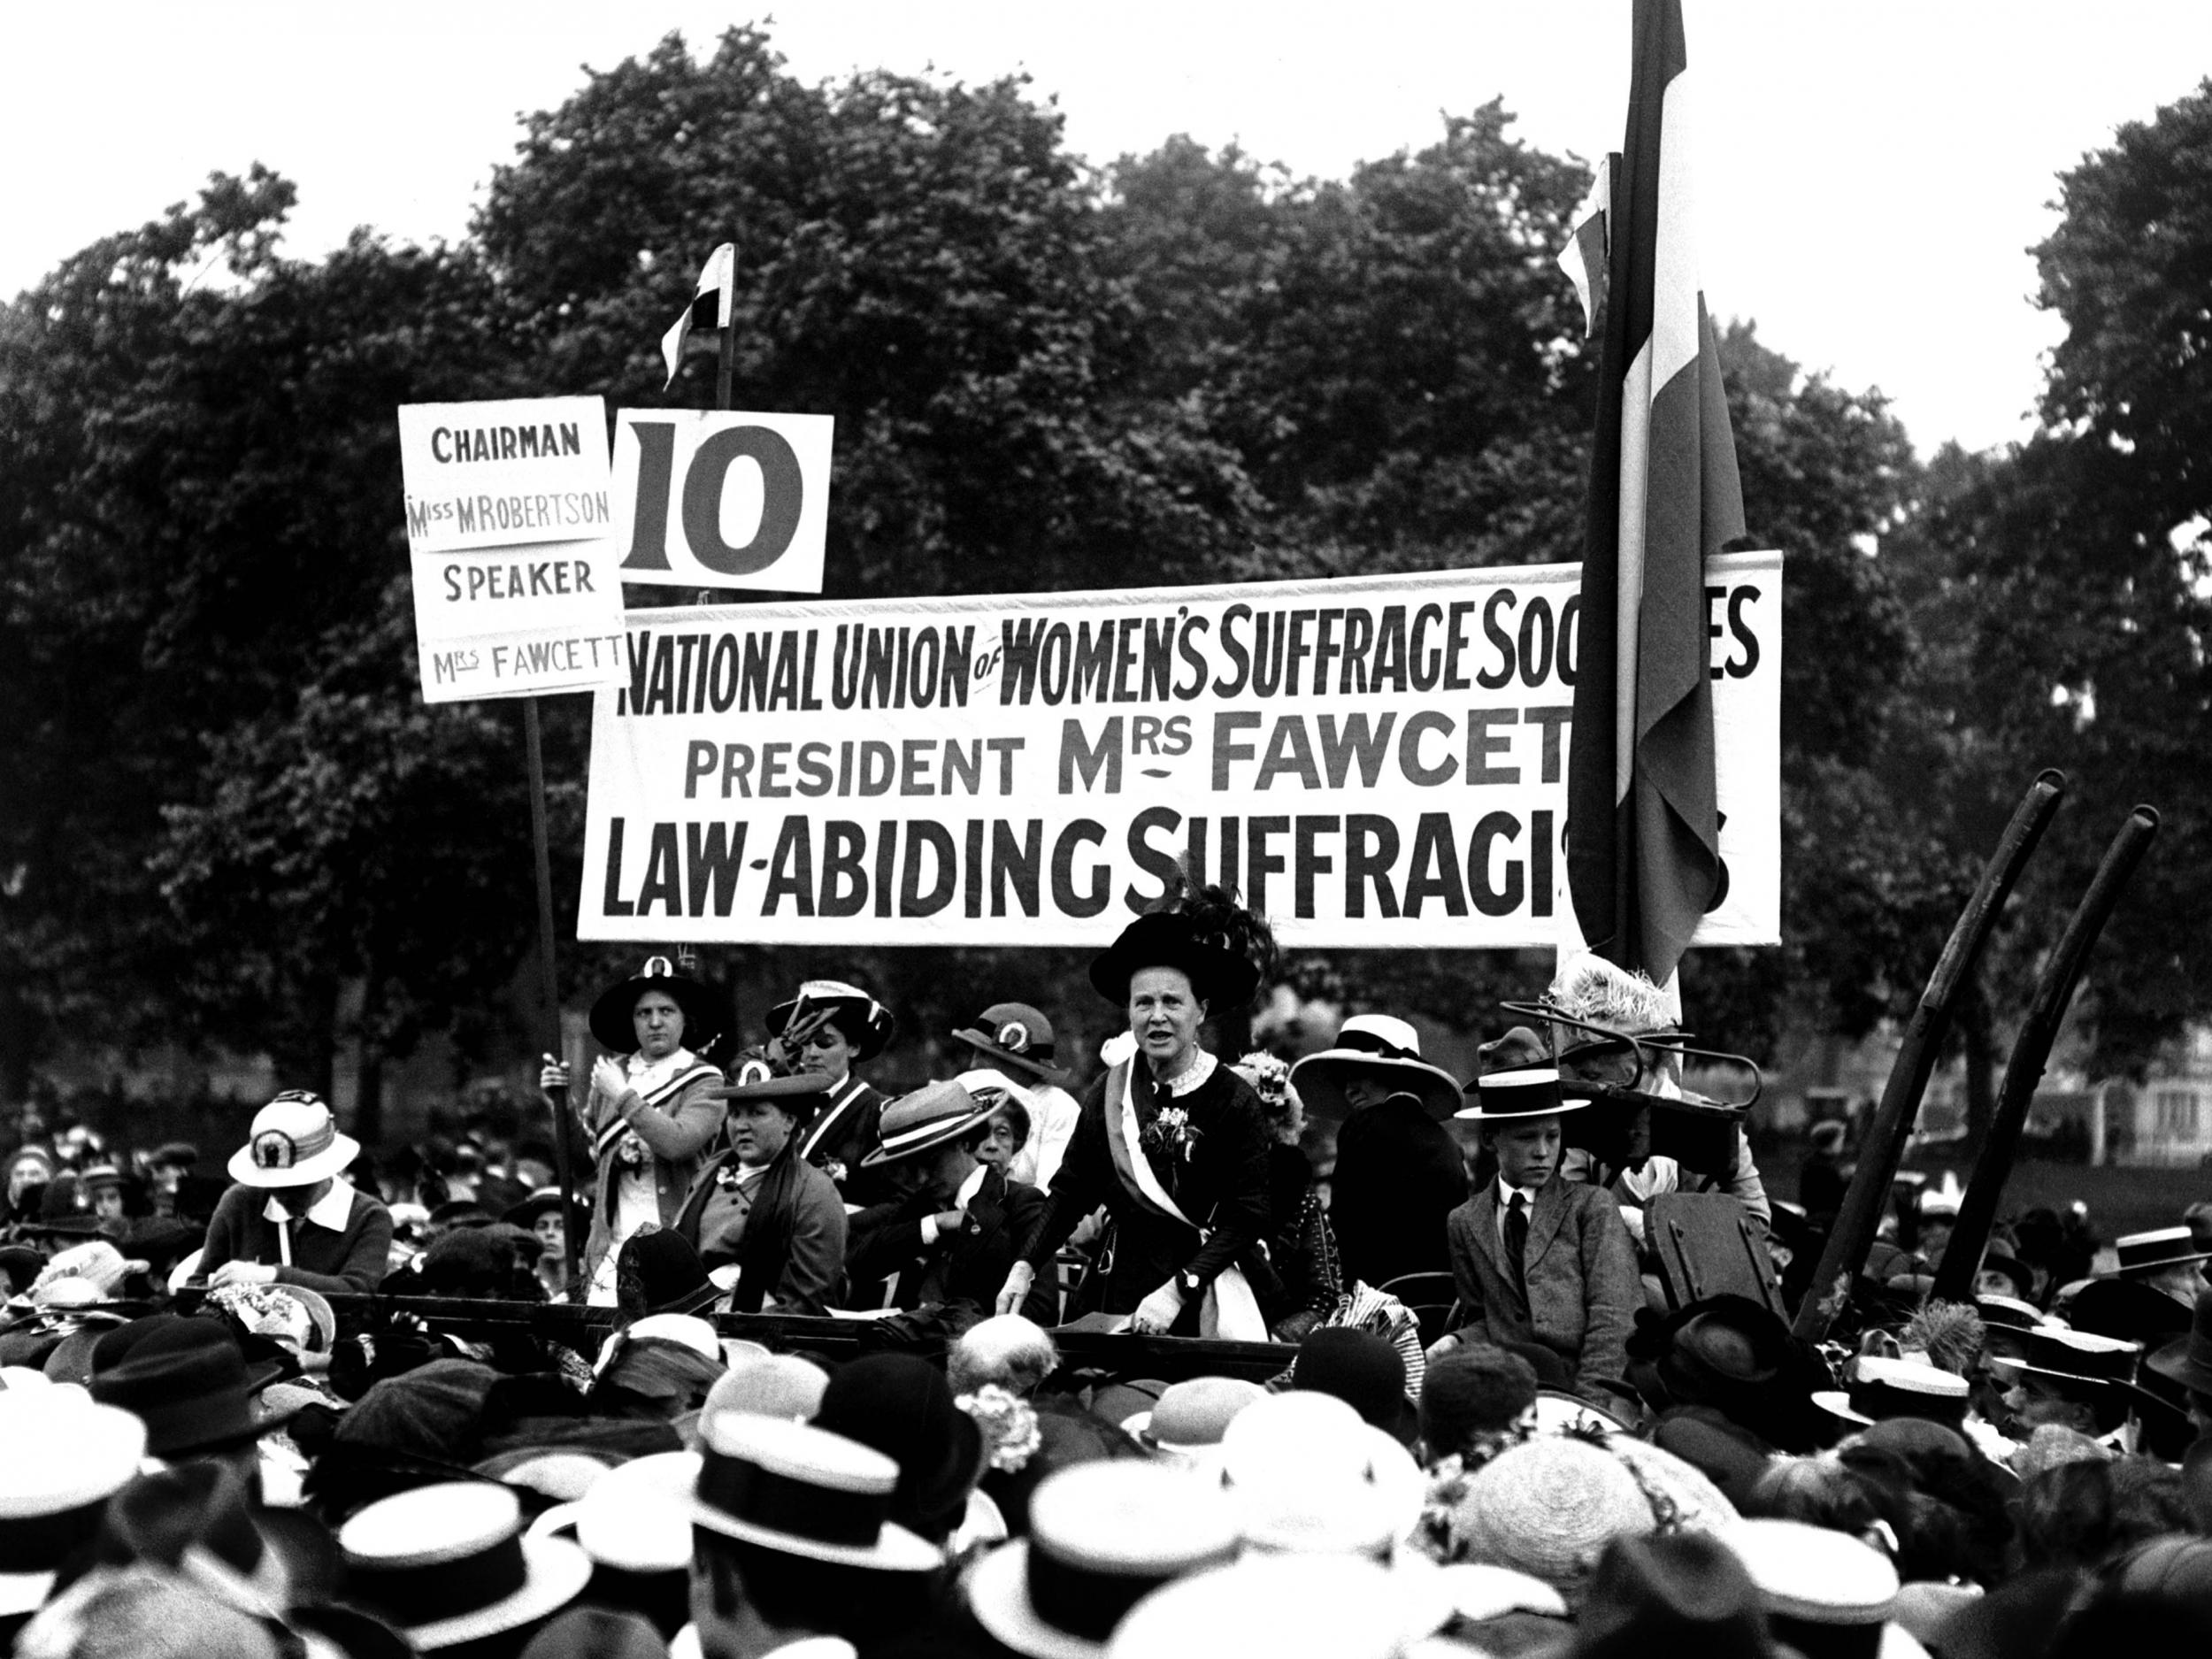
[396, 396, 629, 703]
[579, 552, 1780, 949]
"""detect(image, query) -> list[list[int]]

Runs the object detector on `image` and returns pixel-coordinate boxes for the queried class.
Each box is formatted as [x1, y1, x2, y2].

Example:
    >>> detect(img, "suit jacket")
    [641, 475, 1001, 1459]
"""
[1444, 1175, 1639, 1402]
[846, 1167, 1056, 1321]
[1019, 1061, 1271, 1323]
[1329, 1093, 1467, 1289]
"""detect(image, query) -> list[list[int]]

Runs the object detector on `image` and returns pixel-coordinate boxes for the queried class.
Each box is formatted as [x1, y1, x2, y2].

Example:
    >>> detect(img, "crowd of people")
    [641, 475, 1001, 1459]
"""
[1, 887, 2210, 1654]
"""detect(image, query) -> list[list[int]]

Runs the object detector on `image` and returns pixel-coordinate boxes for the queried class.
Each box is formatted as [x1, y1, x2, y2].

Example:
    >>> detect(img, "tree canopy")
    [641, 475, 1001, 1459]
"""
[8, 27, 2200, 1117]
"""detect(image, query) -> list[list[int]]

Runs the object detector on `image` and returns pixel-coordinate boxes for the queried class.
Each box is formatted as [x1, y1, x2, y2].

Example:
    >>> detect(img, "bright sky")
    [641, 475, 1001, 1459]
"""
[6, 2, 2211, 457]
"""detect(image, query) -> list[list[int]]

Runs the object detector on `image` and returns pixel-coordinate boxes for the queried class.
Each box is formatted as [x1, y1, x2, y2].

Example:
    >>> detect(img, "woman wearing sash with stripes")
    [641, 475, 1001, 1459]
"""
[539, 956, 726, 1304]
[997, 887, 1277, 1339]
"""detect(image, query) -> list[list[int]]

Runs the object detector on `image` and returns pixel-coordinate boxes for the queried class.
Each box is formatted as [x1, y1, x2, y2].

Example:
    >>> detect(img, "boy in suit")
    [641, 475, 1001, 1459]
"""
[1433, 1027, 1640, 1409]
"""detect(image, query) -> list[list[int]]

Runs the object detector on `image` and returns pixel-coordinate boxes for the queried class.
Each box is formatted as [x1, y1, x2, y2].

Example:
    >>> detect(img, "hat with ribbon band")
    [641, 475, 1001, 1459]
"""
[965, 1463, 1242, 1659]
[1455, 1026, 1587, 1122]
[690, 1412, 941, 1572]
[341, 1481, 590, 1651]
[766, 979, 895, 1064]
[226, 1091, 360, 1189]
[1811, 1356, 1969, 1430]
[1289, 1014, 1463, 1124]
[2112, 1225, 2212, 1277]
[953, 1003, 1071, 1087]
[0, 1386, 147, 1617]
[587, 956, 724, 1056]
[859, 1080, 995, 1169]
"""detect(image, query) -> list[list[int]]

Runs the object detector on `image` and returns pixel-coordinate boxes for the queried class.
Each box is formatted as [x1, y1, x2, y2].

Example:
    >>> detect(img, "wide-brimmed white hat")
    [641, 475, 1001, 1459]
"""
[1216, 1392, 1425, 1555]
[339, 1482, 590, 1649]
[690, 1412, 941, 1572]
[530, 1450, 702, 1577]
[0, 1386, 147, 1615]
[1290, 1015, 1464, 1124]
[1722, 1517, 1903, 1649]
[226, 1091, 360, 1188]
[965, 1463, 1240, 1659]
[1106, 1554, 1409, 1659]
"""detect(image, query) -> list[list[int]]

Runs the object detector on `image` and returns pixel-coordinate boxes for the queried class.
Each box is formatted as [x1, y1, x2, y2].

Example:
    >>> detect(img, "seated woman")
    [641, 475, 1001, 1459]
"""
[540, 956, 726, 1306]
[1232, 1052, 1342, 1343]
[846, 1080, 1058, 1323]
[673, 1056, 846, 1315]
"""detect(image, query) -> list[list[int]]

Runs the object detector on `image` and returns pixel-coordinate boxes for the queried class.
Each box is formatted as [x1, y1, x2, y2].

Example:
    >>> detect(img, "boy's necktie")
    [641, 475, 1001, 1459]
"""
[1505, 1190, 1529, 1294]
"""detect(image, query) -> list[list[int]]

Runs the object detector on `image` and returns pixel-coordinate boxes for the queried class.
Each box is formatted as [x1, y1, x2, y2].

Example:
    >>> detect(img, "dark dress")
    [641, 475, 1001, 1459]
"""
[1328, 1091, 1468, 1289]
[797, 1073, 892, 1206]
[1018, 1058, 1272, 1330]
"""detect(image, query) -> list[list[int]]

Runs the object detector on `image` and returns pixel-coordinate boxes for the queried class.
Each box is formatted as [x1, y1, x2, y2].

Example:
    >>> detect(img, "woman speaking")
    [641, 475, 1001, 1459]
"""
[997, 887, 1275, 1338]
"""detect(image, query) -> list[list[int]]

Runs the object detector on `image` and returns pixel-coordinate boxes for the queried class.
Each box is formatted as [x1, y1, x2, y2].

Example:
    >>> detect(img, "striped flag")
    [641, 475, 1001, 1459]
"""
[1564, 0, 1746, 984]
[660, 242, 735, 390]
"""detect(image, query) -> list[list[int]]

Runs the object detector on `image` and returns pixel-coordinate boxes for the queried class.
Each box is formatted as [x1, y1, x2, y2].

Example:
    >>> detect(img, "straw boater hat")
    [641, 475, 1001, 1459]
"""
[1289, 1014, 1463, 1124]
[858, 1080, 996, 1169]
[965, 1462, 1242, 1659]
[1087, 910, 1261, 1009]
[587, 955, 724, 1054]
[1123, 1375, 1266, 1463]
[1811, 1356, 1970, 1430]
[1720, 1518, 1905, 1659]
[2112, 1225, 2212, 1277]
[953, 1002, 1072, 1087]
[1455, 1026, 1592, 1123]
[1215, 1392, 1425, 1556]
[765, 979, 895, 1062]
[690, 1411, 941, 1572]
[226, 1090, 360, 1188]
[1984, 1324, 2139, 1402]
[341, 1482, 591, 1650]
[0, 1386, 147, 1617]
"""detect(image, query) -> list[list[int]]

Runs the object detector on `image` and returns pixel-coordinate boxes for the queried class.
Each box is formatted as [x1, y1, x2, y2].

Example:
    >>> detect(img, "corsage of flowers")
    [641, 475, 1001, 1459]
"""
[956, 1384, 1042, 1474]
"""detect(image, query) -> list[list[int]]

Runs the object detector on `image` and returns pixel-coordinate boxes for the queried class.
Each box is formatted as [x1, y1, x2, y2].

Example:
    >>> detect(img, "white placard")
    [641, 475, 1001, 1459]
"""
[610, 410, 833, 594]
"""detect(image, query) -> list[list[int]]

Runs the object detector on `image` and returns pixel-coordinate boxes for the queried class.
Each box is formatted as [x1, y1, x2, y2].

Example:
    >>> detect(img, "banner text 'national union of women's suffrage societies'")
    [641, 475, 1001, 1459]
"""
[578, 552, 1779, 949]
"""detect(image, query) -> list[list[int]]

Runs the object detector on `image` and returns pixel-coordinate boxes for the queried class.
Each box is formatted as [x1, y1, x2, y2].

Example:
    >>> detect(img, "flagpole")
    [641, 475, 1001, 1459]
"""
[715, 302, 734, 413]
[524, 695, 585, 1296]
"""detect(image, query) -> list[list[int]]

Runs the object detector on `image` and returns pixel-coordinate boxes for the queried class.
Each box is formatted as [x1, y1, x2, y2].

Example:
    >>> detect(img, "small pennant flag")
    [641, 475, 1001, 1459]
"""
[1564, 0, 1747, 986]
[660, 242, 735, 390]
[1557, 154, 1615, 341]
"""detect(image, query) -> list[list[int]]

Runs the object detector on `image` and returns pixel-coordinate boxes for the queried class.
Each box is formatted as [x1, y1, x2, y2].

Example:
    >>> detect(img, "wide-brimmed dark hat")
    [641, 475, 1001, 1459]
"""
[615, 1229, 719, 1319]
[707, 1050, 833, 1110]
[1087, 912, 1259, 1010]
[860, 1080, 995, 1169]
[953, 1002, 1071, 1086]
[765, 979, 895, 1063]
[1289, 1015, 1463, 1124]
[588, 956, 724, 1055]
[2067, 1277, 2193, 1348]
[1455, 1026, 1587, 1123]
[2148, 1285, 2212, 1396]
[812, 1353, 986, 1546]
[88, 1319, 295, 1458]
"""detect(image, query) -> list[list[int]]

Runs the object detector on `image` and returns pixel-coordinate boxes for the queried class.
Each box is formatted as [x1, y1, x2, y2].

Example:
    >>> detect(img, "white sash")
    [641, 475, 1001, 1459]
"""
[1105, 1046, 1267, 1341]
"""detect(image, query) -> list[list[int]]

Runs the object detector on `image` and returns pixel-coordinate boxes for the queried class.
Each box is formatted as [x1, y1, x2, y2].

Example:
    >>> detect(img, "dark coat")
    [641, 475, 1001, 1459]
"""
[672, 1150, 847, 1315]
[797, 1074, 892, 1205]
[847, 1166, 1057, 1321]
[1444, 1174, 1640, 1402]
[199, 1181, 395, 1296]
[1328, 1092, 1467, 1289]
[1018, 1060, 1271, 1325]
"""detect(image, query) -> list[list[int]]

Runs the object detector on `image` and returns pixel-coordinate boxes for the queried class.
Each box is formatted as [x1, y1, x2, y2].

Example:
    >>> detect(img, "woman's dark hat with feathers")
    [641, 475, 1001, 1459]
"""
[1088, 881, 1273, 1010]
[588, 956, 725, 1055]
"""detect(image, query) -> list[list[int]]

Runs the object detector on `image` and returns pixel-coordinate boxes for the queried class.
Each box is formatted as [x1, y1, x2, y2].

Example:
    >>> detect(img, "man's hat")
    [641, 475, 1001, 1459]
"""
[965, 1463, 1241, 1659]
[1455, 1026, 1587, 1122]
[78, 1164, 124, 1194]
[1719, 1518, 1900, 1650]
[341, 1482, 591, 1650]
[765, 979, 895, 1063]
[1104, 1554, 1411, 1659]
[1087, 911, 1260, 1010]
[88, 1318, 294, 1458]
[859, 1080, 996, 1169]
[1124, 1376, 1265, 1461]
[2112, 1225, 2212, 1277]
[2066, 1276, 2192, 1348]
[2147, 1284, 2212, 1397]
[147, 1141, 200, 1171]
[1810, 1356, 1969, 1429]
[1973, 1249, 2035, 1302]
[0, 1386, 147, 1617]
[812, 1353, 986, 1547]
[1986, 1325, 2139, 1409]
[226, 1090, 360, 1189]
[587, 956, 724, 1055]
[690, 1412, 941, 1572]
[953, 1002, 1071, 1087]
[27, 1173, 104, 1236]
[1215, 1391, 1425, 1557]
[1288, 1014, 1463, 1124]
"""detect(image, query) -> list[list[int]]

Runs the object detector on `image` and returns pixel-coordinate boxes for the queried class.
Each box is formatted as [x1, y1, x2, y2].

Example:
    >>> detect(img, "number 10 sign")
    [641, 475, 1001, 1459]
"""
[611, 410, 833, 594]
